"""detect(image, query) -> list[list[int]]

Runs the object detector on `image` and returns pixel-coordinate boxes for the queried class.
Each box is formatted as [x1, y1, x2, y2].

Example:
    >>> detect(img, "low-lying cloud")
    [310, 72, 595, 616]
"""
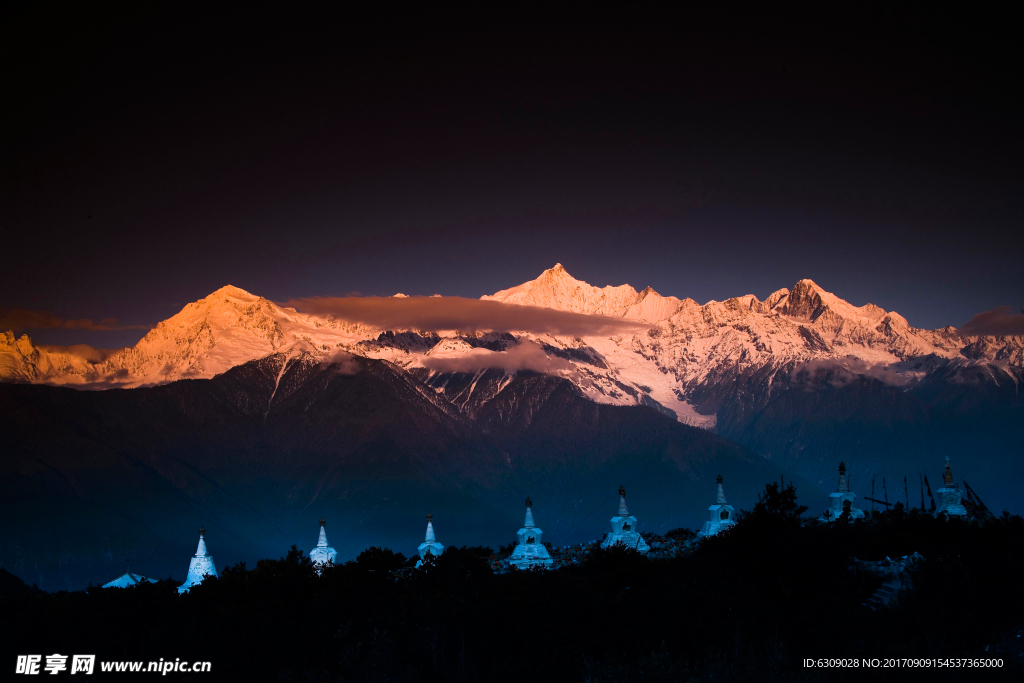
[64, 368, 133, 390]
[0, 305, 149, 332]
[322, 348, 361, 375]
[421, 340, 575, 374]
[286, 296, 647, 337]
[960, 306, 1024, 337]
[789, 358, 920, 387]
[38, 344, 123, 363]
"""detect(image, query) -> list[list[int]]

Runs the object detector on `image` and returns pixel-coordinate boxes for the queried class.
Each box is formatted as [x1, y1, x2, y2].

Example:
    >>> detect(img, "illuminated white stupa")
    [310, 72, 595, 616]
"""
[698, 475, 737, 537]
[177, 526, 217, 593]
[600, 485, 649, 552]
[416, 514, 445, 567]
[936, 456, 967, 517]
[508, 497, 553, 569]
[309, 517, 338, 568]
[819, 462, 865, 522]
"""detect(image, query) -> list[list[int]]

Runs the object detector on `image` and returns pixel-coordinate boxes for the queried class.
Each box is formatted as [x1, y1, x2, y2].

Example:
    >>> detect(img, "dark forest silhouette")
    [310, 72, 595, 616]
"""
[2, 483, 1022, 682]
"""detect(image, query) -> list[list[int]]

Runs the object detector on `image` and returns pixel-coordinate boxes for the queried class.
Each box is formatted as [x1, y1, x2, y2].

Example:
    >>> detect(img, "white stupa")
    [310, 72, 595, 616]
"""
[600, 485, 650, 552]
[936, 456, 967, 517]
[508, 497, 553, 569]
[819, 462, 865, 522]
[698, 475, 737, 537]
[102, 560, 158, 589]
[309, 517, 338, 569]
[177, 526, 218, 593]
[415, 514, 445, 567]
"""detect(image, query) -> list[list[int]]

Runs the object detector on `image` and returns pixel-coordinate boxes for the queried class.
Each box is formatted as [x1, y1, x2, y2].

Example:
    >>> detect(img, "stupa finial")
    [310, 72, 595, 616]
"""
[617, 485, 629, 516]
[837, 462, 849, 492]
[716, 475, 727, 504]
[195, 527, 208, 558]
[943, 457, 954, 486]
[316, 518, 329, 548]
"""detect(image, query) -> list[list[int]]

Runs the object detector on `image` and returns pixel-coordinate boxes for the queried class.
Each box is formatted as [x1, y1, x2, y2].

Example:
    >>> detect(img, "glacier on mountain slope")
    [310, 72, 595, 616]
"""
[2, 267, 1021, 432]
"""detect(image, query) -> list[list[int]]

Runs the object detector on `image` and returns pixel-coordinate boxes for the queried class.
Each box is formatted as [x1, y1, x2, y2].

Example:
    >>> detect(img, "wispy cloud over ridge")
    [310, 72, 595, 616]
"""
[0, 306, 149, 332]
[421, 340, 574, 374]
[38, 344, 123, 363]
[789, 358, 921, 387]
[285, 296, 647, 337]
[960, 306, 1024, 337]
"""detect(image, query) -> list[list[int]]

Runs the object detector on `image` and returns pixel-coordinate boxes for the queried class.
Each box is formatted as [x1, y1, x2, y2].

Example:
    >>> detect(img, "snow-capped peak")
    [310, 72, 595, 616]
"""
[206, 284, 260, 301]
[0, 285, 375, 387]
[482, 264, 681, 322]
[775, 279, 887, 326]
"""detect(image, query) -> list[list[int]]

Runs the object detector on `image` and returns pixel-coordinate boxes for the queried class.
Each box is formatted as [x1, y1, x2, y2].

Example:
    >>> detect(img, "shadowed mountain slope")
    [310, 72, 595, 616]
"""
[0, 355, 822, 590]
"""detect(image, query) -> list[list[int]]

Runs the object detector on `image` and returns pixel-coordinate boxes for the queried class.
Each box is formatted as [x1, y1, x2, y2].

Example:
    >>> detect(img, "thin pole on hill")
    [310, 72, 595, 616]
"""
[919, 474, 925, 511]
[904, 476, 909, 508]
[924, 475, 937, 511]
[871, 476, 875, 513]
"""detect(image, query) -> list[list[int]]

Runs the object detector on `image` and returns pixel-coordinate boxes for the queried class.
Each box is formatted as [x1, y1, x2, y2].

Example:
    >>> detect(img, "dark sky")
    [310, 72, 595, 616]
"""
[3, 6, 1021, 348]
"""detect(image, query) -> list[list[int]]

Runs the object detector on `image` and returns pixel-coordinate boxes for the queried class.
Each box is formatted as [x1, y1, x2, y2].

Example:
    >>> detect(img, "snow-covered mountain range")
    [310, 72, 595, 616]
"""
[2, 265, 1021, 430]
[3, 266, 1023, 589]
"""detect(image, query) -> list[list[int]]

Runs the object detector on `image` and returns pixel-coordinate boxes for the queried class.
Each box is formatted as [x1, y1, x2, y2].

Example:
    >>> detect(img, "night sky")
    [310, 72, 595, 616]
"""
[3, 7, 1021, 349]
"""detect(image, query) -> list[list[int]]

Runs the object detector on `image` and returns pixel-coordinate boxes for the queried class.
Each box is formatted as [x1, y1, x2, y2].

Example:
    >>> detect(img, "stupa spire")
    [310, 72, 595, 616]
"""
[316, 517, 329, 548]
[699, 476, 737, 537]
[601, 485, 650, 552]
[617, 485, 630, 516]
[818, 462, 864, 522]
[936, 456, 967, 517]
[837, 462, 849, 493]
[178, 526, 217, 593]
[416, 513, 444, 565]
[509, 496, 553, 569]
[195, 526, 208, 557]
[716, 474, 727, 504]
[310, 517, 338, 568]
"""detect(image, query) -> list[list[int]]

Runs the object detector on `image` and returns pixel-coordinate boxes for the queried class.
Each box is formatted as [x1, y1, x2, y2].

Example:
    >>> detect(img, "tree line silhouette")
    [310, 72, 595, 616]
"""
[1, 482, 1021, 682]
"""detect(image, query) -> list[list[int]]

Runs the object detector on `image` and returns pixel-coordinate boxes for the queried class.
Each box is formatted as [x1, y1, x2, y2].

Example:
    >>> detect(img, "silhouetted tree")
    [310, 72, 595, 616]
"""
[746, 481, 808, 519]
